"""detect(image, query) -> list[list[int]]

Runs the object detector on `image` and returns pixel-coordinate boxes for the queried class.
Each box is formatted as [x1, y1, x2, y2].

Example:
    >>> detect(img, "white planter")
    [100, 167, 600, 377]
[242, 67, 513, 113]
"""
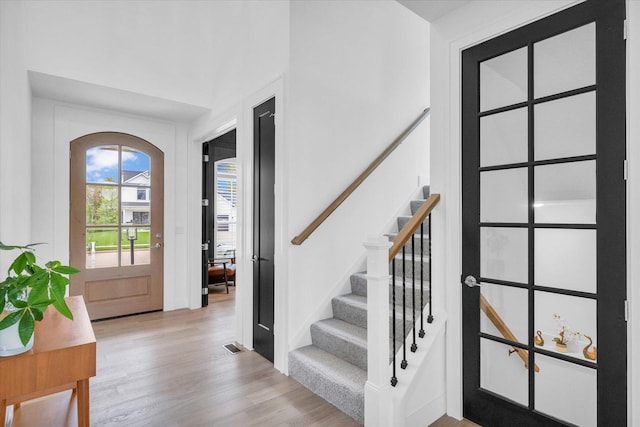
[0, 315, 34, 356]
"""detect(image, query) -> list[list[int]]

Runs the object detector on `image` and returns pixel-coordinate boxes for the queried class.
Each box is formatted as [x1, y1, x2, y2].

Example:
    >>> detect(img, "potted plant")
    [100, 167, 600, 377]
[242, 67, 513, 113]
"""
[552, 313, 580, 353]
[0, 242, 79, 356]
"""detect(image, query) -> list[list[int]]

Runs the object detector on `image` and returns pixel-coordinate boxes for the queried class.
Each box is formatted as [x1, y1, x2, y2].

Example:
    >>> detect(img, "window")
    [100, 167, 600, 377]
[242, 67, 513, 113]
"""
[217, 215, 230, 232]
[83, 145, 152, 268]
[214, 159, 237, 256]
[133, 212, 150, 224]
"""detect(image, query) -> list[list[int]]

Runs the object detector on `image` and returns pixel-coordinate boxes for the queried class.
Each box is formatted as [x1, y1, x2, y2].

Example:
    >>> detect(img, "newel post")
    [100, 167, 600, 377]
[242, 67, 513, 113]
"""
[364, 236, 393, 427]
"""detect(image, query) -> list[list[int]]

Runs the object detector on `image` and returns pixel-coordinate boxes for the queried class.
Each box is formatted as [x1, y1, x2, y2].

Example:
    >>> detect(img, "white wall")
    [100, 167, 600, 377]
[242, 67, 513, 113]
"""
[0, 1, 33, 269]
[429, 0, 585, 419]
[286, 0, 430, 360]
[3, 0, 430, 381]
[1, 1, 290, 314]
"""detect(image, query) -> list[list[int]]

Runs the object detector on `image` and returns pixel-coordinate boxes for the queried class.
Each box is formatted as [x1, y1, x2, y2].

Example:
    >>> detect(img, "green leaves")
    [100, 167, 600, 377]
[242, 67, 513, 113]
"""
[9, 252, 29, 275]
[19, 312, 34, 345]
[50, 272, 73, 320]
[0, 243, 79, 344]
[0, 310, 22, 330]
[53, 265, 80, 275]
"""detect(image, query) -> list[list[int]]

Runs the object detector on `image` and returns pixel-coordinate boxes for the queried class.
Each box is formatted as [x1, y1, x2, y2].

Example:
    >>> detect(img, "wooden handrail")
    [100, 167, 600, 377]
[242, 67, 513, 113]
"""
[291, 108, 431, 245]
[388, 193, 440, 262]
[480, 294, 540, 373]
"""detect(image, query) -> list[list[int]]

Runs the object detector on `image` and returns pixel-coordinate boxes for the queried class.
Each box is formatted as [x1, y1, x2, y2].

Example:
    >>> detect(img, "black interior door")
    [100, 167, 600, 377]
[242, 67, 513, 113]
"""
[461, 1, 626, 425]
[253, 97, 276, 362]
[202, 130, 237, 307]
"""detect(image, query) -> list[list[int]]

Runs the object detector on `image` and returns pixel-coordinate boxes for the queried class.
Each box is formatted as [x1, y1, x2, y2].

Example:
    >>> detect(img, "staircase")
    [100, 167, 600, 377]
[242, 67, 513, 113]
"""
[288, 186, 431, 425]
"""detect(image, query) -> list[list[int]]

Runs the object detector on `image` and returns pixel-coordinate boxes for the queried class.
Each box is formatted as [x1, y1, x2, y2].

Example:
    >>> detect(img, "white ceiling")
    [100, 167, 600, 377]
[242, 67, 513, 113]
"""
[396, 0, 472, 22]
[29, 71, 210, 124]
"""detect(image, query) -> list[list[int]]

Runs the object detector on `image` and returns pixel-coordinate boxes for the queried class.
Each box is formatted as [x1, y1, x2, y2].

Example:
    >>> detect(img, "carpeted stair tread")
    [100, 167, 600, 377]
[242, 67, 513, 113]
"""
[385, 233, 430, 256]
[289, 345, 366, 424]
[411, 199, 430, 215]
[392, 217, 431, 234]
[350, 272, 368, 297]
[391, 256, 430, 280]
[332, 293, 368, 329]
[392, 253, 429, 262]
[386, 231, 429, 240]
[350, 272, 429, 307]
[311, 318, 367, 370]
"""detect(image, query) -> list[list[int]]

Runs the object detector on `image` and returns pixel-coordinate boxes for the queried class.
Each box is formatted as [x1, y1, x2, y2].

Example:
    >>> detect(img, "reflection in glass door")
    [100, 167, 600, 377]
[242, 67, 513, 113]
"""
[462, 1, 626, 425]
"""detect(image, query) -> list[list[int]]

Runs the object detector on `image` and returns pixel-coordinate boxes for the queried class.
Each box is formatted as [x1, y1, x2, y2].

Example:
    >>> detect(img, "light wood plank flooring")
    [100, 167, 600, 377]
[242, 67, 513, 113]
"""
[9, 287, 477, 426]
[87, 287, 360, 426]
[430, 415, 481, 427]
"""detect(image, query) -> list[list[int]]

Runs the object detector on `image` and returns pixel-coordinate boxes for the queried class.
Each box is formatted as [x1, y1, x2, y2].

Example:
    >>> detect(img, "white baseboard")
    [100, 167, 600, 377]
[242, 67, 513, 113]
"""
[405, 393, 446, 427]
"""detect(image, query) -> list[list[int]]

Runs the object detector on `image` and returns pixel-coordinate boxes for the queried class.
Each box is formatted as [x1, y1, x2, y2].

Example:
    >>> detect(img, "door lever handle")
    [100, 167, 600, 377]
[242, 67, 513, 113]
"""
[252, 255, 259, 263]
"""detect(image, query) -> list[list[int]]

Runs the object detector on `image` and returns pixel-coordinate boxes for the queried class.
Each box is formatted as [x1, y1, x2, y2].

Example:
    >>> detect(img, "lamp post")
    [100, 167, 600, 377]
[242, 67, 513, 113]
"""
[127, 227, 138, 264]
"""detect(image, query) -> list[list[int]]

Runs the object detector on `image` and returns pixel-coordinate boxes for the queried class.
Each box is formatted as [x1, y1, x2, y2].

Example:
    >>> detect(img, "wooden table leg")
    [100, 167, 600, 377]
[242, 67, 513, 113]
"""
[76, 379, 90, 427]
[1, 399, 6, 427]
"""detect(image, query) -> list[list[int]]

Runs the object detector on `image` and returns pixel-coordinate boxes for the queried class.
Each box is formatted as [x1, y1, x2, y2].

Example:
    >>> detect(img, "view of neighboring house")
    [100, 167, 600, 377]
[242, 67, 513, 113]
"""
[121, 170, 151, 225]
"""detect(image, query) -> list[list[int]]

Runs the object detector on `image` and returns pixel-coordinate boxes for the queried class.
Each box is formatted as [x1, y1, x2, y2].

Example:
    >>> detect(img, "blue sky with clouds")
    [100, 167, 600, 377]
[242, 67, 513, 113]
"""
[86, 146, 150, 183]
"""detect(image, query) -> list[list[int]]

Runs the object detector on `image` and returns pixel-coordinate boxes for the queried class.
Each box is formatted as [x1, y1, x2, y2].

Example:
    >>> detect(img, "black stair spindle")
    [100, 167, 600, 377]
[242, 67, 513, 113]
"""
[401, 247, 408, 369]
[427, 213, 434, 324]
[411, 234, 417, 352]
[419, 221, 425, 338]
[391, 262, 398, 387]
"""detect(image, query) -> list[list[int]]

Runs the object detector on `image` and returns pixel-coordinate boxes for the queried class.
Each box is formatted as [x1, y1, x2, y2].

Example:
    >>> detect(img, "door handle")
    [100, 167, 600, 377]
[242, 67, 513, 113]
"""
[252, 255, 259, 263]
[155, 243, 163, 249]
[463, 275, 480, 288]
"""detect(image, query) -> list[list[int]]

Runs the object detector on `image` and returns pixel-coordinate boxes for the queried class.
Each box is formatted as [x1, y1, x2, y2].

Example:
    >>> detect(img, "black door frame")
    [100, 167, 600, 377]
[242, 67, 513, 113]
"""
[461, 1, 626, 425]
[253, 97, 276, 362]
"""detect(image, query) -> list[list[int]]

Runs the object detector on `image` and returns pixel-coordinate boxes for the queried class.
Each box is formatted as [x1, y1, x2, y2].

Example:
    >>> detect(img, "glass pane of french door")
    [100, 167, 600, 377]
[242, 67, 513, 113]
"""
[462, 1, 626, 425]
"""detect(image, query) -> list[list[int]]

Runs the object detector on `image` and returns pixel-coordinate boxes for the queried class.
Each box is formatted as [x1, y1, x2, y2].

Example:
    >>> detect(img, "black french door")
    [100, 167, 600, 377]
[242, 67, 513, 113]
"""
[461, 1, 626, 425]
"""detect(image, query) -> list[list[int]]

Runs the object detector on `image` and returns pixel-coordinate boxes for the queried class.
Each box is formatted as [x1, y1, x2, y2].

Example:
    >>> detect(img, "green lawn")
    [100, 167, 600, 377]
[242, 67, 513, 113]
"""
[87, 229, 150, 251]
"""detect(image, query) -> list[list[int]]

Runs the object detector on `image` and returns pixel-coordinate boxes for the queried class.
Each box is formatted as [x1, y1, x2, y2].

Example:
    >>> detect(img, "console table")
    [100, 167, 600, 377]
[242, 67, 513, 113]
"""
[0, 296, 96, 427]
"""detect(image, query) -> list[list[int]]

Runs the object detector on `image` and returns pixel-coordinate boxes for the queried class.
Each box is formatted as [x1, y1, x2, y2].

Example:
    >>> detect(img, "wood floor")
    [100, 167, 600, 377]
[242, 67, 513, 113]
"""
[83, 286, 359, 426]
[430, 415, 481, 427]
[8, 286, 477, 426]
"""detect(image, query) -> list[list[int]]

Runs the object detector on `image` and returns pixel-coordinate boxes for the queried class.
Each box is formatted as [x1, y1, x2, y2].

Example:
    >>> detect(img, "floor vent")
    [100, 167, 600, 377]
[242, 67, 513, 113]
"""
[224, 343, 242, 354]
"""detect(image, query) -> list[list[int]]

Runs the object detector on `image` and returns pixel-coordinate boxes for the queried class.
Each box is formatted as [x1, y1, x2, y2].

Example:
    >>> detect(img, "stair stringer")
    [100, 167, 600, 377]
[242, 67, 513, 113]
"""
[384, 311, 447, 427]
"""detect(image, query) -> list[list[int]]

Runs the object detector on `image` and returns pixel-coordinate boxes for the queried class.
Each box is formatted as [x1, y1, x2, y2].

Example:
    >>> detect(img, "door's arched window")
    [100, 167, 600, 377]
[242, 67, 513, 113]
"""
[84, 145, 152, 268]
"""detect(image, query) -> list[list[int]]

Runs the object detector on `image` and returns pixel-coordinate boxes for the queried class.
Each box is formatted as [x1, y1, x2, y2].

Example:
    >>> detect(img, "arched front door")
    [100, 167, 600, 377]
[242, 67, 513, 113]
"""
[70, 132, 164, 320]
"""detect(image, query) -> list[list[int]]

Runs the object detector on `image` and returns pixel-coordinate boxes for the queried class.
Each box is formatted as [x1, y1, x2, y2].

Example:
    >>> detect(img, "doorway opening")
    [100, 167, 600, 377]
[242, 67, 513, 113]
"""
[202, 130, 237, 307]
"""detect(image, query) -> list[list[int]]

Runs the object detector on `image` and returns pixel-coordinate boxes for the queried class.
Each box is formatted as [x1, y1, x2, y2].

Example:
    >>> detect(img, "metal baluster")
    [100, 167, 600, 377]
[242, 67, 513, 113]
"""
[411, 234, 417, 352]
[391, 261, 398, 387]
[401, 247, 408, 369]
[428, 213, 434, 324]
[419, 221, 425, 338]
